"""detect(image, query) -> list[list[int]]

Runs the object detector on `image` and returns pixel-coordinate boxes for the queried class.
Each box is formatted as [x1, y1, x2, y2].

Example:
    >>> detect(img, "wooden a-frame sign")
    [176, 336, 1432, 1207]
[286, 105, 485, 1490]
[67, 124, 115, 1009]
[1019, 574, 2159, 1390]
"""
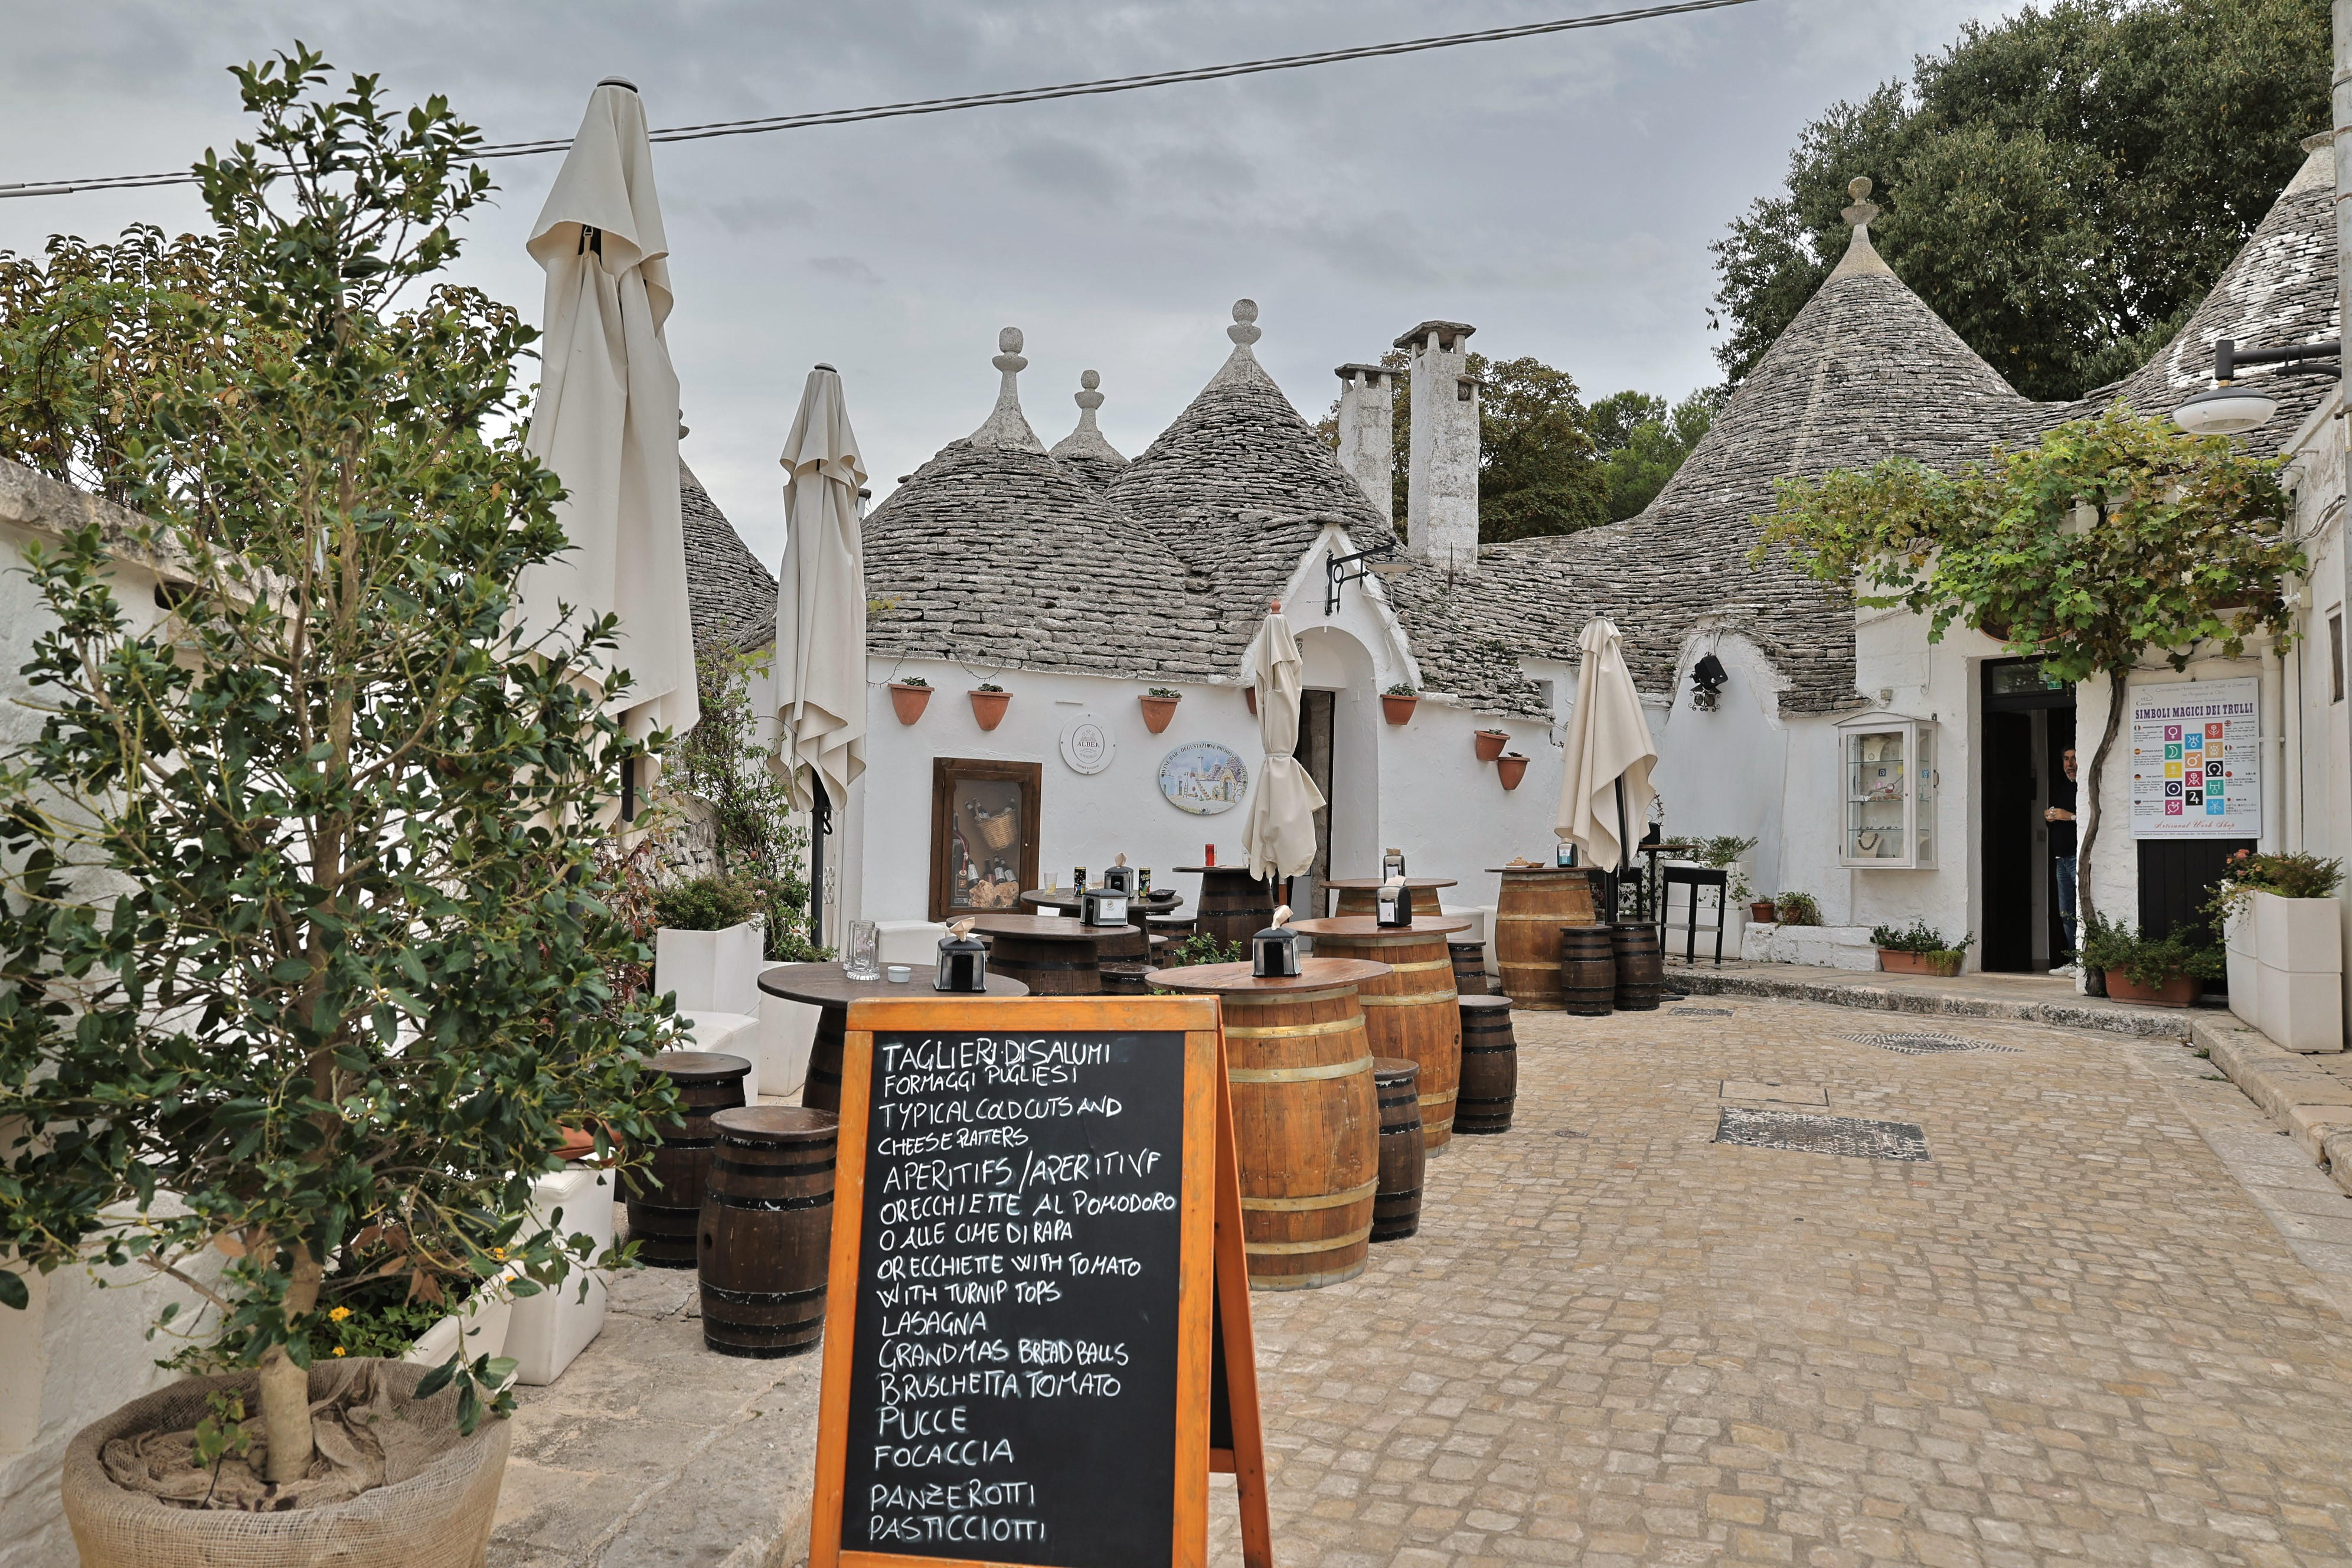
[809, 995, 1271, 1568]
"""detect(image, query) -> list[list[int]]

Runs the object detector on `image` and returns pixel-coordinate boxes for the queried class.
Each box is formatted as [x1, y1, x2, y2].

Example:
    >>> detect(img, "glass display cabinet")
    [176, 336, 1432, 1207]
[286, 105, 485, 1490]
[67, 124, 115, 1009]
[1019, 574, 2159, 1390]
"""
[1836, 713, 1938, 869]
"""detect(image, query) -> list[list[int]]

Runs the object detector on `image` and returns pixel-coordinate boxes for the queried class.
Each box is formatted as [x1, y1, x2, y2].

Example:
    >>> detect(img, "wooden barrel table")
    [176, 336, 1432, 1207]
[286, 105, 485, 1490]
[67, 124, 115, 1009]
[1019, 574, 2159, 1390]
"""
[1144, 958, 1388, 1289]
[1321, 877, 1456, 918]
[1455, 997, 1518, 1134]
[1612, 924, 1664, 1012]
[1490, 865, 1600, 1010]
[698, 1107, 838, 1358]
[970, 914, 1119, 995]
[1290, 916, 1469, 1151]
[757, 963, 1028, 1113]
[1449, 942, 1488, 997]
[627, 1051, 751, 1268]
[1175, 865, 1280, 948]
[1559, 926, 1616, 1016]
[1019, 887, 1184, 932]
[1371, 1059, 1425, 1243]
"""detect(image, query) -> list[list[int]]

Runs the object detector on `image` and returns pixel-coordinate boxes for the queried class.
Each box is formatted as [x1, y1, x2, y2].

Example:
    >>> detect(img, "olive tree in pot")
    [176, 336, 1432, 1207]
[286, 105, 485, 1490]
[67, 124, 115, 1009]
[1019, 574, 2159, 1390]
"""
[0, 53, 678, 1566]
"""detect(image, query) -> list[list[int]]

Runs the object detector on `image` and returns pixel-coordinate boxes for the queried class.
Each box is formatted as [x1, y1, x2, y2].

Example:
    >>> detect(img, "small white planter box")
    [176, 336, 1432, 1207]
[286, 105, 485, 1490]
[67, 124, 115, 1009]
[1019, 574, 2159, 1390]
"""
[505, 1165, 615, 1386]
[2249, 891, 2343, 1053]
[403, 1262, 520, 1369]
[2225, 908, 2260, 1034]
[655, 920, 765, 1016]
[757, 994, 820, 1100]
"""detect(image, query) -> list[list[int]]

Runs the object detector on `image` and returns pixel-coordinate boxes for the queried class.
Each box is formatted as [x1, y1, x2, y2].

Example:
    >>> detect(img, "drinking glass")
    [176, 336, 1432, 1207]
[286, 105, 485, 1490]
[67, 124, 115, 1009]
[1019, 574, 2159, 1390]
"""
[844, 920, 883, 981]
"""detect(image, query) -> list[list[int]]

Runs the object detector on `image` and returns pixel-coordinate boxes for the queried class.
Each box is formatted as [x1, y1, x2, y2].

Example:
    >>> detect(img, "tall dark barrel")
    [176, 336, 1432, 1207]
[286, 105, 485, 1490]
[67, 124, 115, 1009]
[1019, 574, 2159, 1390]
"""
[1455, 997, 1518, 1134]
[627, 1052, 750, 1268]
[1370, 1059, 1425, 1243]
[986, 934, 1101, 995]
[1191, 868, 1278, 948]
[698, 1107, 838, 1357]
[1612, 924, 1663, 1012]
[1098, 961, 1150, 995]
[1559, 926, 1616, 1017]
[1449, 942, 1488, 997]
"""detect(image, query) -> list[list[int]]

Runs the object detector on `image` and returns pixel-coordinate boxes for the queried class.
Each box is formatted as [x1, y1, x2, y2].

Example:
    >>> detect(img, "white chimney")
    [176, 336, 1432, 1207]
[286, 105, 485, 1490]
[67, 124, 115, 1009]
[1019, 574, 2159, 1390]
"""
[1395, 320, 1478, 571]
[1332, 362, 1400, 523]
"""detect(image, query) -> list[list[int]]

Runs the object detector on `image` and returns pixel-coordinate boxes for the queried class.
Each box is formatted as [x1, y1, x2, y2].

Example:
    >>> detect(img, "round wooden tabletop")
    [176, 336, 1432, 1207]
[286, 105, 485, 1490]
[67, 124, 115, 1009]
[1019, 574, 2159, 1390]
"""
[1143, 958, 1391, 994]
[1170, 865, 1272, 877]
[1318, 877, 1458, 892]
[1486, 863, 1591, 873]
[1291, 915, 1472, 938]
[756, 961, 1028, 1005]
[646, 1050, 752, 1080]
[1019, 888, 1184, 915]
[968, 913, 1126, 942]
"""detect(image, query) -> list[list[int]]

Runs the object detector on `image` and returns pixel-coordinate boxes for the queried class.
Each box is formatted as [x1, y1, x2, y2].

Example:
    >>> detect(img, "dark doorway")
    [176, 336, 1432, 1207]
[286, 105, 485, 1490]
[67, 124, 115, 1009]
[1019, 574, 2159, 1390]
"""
[1299, 689, 1336, 913]
[1979, 659, 2076, 972]
[2137, 839, 2254, 945]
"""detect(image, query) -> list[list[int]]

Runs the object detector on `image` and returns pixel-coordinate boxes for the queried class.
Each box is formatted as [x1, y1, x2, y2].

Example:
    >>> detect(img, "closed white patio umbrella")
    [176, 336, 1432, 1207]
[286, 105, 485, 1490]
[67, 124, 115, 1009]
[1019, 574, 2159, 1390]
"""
[772, 364, 868, 861]
[1556, 618, 1657, 873]
[517, 78, 698, 796]
[1243, 603, 1325, 883]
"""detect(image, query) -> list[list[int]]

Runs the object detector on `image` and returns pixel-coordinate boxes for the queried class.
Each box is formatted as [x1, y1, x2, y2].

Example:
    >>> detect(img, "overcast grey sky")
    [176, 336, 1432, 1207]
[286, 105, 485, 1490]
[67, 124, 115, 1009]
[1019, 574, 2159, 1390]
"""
[1, 1, 2023, 565]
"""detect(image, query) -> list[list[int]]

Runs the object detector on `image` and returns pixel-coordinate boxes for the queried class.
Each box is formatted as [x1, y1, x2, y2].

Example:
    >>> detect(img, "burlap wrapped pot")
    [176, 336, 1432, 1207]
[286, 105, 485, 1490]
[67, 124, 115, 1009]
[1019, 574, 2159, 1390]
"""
[61, 1359, 509, 1568]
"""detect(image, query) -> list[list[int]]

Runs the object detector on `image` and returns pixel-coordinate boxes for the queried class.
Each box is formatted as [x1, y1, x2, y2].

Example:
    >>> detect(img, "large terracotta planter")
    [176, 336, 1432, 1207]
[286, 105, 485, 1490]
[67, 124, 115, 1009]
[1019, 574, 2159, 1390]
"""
[1879, 948, 1963, 978]
[1381, 693, 1419, 726]
[2102, 970, 2200, 1007]
[1749, 901, 1777, 923]
[887, 682, 932, 724]
[1474, 730, 1509, 762]
[61, 1361, 509, 1568]
[1495, 753, 1529, 791]
[1140, 694, 1180, 734]
[969, 689, 1010, 731]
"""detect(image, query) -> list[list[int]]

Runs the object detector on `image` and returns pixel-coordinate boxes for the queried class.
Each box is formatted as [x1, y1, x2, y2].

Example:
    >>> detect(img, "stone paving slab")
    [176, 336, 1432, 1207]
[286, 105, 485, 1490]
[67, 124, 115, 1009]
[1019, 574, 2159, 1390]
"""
[1676, 961, 2199, 1039]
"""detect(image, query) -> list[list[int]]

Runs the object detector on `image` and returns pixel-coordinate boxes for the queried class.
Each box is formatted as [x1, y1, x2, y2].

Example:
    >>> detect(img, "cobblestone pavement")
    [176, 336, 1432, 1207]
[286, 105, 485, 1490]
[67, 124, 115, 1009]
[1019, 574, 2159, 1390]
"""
[1208, 999, 2352, 1568]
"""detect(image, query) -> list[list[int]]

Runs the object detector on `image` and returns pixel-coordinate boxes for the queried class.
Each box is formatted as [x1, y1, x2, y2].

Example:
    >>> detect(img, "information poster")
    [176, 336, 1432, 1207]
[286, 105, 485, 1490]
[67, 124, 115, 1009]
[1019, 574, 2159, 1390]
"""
[841, 1028, 1188, 1565]
[2128, 677, 2260, 839]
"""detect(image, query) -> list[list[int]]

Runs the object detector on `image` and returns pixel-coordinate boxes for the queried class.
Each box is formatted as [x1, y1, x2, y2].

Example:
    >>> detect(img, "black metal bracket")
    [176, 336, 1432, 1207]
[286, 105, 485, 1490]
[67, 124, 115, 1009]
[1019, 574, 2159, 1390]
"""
[1324, 544, 1400, 615]
[2214, 337, 2340, 382]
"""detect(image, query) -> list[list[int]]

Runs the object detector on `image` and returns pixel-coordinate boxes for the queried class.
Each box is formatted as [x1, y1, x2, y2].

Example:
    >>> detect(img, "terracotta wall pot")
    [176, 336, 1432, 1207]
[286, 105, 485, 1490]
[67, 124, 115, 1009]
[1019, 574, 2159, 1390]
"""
[1749, 901, 1778, 923]
[1495, 753, 1529, 790]
[1474, 730, 1509, 762]
[1140, 694, 1180, 734]
[1879, 949, 1963, 978]
[2102, 970, 2201, 1007]
[887, 682, 932, 724]
[969, 690, 1010, 731]
[1244, 686, 1258, 717]
[1381, 693, 1419, 726]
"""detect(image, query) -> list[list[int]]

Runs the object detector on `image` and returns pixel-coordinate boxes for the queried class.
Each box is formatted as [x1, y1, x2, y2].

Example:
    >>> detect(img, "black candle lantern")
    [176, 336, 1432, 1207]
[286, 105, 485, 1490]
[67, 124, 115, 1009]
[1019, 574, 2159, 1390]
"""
[1382, 846, 1407, 880]
[935, 919, 987, 992]
[1375, 876, 1414, 927]
[1252, 905, 1301, 979]
[1082, 886, 1129, 927]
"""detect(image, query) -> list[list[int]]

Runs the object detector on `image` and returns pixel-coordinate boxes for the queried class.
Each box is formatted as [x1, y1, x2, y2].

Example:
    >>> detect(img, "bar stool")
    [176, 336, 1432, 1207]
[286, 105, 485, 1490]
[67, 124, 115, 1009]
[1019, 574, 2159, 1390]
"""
[1658, 864, 1730, 965]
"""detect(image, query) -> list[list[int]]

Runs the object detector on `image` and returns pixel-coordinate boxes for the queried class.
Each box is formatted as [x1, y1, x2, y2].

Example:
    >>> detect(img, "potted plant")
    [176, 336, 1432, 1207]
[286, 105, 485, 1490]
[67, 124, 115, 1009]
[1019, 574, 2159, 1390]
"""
[1496, 752, 1530, 790]
[1382, 681, 1421, 725]
[1774, 891, 1822, 927]
[1871, 920, 1974, 978]
[970, 681, 1011, 730]
[2210, 850, 2344, 1047]
[888, 674, 932, 724]
[1749, 899, 1779, 923]
[1475, 728, 1510, 762]
[2080, 913, 2223, 1007]
[1141, 686, 1182, 733]
[1690, 835, 1760, 946]
[0, 58, 674, 1564]
[653, 876, 768, 1016]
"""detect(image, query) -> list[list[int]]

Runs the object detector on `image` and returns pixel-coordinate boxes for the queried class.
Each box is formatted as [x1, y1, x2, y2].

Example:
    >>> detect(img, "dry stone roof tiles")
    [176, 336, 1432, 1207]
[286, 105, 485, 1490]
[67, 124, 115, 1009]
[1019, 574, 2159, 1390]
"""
[681, 461, 779, 659]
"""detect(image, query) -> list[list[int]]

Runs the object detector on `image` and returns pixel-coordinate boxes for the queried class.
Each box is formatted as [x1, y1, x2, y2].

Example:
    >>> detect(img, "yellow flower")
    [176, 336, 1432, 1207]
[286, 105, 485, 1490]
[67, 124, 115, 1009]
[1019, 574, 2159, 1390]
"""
[328, 1306, 352, 1322]
[332, 1346, 347, 1356]
[491, 1247, 507, 1261]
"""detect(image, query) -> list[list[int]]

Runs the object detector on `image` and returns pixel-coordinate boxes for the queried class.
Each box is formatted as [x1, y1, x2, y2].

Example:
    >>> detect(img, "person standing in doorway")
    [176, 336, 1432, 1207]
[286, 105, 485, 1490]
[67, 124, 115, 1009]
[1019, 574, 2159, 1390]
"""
[2046, 747, 2079, 969]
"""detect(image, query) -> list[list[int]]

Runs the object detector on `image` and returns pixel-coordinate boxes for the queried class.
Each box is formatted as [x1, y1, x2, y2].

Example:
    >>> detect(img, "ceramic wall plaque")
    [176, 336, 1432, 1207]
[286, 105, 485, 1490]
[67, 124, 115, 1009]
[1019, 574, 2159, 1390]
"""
[1157, 741, 1249, 815]
[1059, 711, 1115, 775]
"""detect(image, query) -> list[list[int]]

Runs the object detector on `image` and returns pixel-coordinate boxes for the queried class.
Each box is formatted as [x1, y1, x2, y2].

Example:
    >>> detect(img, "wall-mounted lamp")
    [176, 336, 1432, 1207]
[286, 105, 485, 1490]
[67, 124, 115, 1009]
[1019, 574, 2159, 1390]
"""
[1325, 543, 1408, 615]
[2173, 337, 2340, 436]
[1690, 652, 1729, 712]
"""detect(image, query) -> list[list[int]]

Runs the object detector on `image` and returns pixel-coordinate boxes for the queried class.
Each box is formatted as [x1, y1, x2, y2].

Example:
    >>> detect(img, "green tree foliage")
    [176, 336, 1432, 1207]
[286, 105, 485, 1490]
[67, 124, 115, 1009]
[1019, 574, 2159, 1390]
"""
[1710, 0, 2330, 399]
[0, 49, 680, 1476]
[1588, 387, 1723, 521]
[664, 645, 822, 961]
[1758, 408, 2301, 931]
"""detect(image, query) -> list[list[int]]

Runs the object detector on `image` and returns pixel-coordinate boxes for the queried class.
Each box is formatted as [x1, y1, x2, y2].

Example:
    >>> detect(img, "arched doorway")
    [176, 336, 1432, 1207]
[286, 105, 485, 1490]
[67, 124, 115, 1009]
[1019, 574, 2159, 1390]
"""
[1295, 626, 1381, 914]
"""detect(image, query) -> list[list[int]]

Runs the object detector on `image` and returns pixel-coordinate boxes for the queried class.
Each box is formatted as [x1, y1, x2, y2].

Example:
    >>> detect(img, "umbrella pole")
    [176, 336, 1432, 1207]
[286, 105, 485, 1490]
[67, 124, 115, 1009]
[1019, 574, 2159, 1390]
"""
[810, 787, 829, 950]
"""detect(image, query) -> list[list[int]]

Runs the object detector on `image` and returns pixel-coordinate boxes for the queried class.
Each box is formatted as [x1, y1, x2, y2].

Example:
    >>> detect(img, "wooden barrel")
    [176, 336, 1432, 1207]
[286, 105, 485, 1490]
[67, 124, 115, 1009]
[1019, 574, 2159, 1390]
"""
[626, 1052, 750, 1268]
[1455, 997, 1517, 1134]
[698, 1108, 838, 1358]
[1143, 960, 1386, 1289]
[984, 934, 1101, 995]
[1146, 914, 1197, 940]
[1493, 867, 1599, 1010]
[1292, 919, 1465, 1151]
[1099, 961, 1151, 995]
[1086, 922, 1149, 961]
[1189, 868, 1278, 948]
[1559, 926, 1616, 1017]
[1612, 923, 1663, 1012]
[1449, 942, 1488, 997]
[1370, 1059, 1425, 1242]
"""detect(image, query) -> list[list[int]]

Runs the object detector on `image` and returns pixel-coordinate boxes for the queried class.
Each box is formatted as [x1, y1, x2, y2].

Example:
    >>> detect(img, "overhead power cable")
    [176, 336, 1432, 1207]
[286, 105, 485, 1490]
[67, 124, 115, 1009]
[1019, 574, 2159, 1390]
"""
[1, 0, 1759, 201]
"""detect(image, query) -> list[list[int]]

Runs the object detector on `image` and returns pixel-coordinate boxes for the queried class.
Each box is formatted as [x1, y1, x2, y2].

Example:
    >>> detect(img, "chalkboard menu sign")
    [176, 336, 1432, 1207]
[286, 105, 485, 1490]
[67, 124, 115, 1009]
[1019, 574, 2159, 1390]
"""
[809, 997, 1269, 1568]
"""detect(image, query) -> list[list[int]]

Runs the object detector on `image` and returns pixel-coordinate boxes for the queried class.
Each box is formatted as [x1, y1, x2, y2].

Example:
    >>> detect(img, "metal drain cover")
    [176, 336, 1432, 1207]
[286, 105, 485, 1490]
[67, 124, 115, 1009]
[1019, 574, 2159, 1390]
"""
[1841, 1031, 2020, 1056]
[1715, 1107, 1930, 1161]
[1672, 1007, 1733, 1017]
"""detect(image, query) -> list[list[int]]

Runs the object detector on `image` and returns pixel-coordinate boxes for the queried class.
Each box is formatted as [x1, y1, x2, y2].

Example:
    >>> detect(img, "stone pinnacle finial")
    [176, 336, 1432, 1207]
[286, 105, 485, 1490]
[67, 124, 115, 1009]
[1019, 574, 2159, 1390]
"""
[1048, 366, 1125, 470]
[1227, 299, 1263, 348]
[969, 324, 1045, 452]
[1829, 174, 1893, 280]
[1842, 176, 1880, 230]
[1074, 369, 1104, 414]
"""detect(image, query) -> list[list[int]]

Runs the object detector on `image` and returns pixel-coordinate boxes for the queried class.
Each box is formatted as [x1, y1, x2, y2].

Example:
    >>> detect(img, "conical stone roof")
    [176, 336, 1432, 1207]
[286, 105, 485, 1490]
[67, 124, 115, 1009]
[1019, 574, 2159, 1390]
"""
[680, 460, 779, 659]
[1048, 368, 1128, 488]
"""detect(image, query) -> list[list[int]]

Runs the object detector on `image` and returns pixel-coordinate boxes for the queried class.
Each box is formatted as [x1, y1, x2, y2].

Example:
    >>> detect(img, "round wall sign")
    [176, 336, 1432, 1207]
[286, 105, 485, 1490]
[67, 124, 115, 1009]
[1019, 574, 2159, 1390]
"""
[1158, 741, 1250, 816]
[1058, 712, 1115, 775]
